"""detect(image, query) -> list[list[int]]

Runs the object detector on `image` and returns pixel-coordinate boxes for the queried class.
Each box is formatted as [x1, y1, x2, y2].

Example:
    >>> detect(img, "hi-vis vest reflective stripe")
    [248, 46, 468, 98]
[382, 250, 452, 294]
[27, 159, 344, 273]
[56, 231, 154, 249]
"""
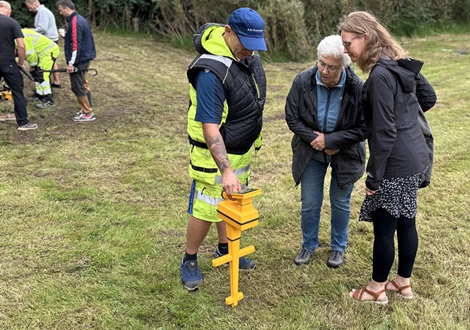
[214, 164, 250, 184]
[188, 143, 252, 183]
[196, 190, 224, 206]
[196, 54, 232, 79]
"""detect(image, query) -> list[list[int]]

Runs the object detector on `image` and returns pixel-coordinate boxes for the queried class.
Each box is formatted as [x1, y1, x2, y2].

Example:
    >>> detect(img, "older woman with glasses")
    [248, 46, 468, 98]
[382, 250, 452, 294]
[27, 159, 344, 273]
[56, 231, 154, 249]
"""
[339, 11, 436, 304]
[285, 35, 366, 268]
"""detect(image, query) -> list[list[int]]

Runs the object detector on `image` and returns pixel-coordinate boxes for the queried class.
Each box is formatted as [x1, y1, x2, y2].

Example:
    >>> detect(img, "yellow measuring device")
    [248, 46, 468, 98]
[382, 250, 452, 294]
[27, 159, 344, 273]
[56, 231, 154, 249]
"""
[213, 187, 262, 307]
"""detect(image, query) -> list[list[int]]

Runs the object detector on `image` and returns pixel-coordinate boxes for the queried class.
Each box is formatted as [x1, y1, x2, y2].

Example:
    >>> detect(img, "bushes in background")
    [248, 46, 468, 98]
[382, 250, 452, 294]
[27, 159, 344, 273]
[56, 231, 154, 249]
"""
[9, 0, 470, 61]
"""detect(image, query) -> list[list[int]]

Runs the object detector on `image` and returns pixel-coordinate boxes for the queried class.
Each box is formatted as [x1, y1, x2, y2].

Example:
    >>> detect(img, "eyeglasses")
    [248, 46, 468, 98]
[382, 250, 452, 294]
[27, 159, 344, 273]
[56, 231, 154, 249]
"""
[342, 35, 362, 50]
[317, 60, 341, 73]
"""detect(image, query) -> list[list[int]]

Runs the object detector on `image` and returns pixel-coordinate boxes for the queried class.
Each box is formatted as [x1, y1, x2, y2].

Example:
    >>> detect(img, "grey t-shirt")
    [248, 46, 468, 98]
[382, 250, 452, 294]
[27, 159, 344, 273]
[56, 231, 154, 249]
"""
[34, 5, 59, 42]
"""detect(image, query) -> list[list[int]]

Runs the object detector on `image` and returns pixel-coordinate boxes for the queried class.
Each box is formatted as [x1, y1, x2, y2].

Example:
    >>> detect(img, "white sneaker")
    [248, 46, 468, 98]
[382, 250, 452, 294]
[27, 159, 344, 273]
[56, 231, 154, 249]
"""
[73, 112, 96, 122]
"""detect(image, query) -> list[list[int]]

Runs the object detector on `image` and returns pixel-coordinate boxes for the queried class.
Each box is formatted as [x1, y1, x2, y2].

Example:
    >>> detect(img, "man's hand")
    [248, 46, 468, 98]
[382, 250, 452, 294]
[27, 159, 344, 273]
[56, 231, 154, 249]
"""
[66, 65, 75, 73]
[222, 170, 242, 198]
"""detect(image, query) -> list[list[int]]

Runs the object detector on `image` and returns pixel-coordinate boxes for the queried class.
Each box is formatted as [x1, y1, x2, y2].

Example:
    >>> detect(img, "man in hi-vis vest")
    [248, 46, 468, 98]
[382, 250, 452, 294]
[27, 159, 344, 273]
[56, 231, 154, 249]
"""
[21, 28, 59, 108]
[181, 8, 267, 291]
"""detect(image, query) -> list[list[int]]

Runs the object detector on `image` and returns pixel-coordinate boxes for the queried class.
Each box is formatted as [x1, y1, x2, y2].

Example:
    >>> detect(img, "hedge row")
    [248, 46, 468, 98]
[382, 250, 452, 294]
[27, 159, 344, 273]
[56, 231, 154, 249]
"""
[10, 0, 470, 61]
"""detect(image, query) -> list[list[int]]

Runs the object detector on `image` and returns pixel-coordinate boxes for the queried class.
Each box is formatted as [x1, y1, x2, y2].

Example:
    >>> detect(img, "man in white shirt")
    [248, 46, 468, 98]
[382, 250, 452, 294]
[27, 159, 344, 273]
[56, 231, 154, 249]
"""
[25, 0, 61, 87]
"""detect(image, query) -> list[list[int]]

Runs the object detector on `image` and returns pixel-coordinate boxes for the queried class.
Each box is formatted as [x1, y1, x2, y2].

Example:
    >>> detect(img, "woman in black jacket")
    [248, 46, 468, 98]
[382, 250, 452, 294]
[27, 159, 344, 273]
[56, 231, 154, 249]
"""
[285, 35, 366, 269]
[339, 11, 436, 304]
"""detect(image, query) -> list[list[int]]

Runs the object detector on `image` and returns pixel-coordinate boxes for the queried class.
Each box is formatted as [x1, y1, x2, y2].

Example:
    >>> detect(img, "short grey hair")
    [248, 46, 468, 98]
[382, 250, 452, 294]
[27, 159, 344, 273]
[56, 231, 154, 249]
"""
[317, 35, 351, 67]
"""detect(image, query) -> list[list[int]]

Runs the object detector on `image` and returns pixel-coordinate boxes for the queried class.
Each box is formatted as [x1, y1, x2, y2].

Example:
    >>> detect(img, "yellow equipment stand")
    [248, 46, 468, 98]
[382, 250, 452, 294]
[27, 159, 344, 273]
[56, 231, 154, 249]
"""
[0, 91, 12, 101]
[1, 81, 12, 101]
[212, 188, 262, 307]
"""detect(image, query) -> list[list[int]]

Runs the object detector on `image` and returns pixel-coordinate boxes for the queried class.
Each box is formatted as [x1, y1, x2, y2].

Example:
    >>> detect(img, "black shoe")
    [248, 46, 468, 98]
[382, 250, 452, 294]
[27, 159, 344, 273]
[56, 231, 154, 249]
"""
[52, 83, 62, 88]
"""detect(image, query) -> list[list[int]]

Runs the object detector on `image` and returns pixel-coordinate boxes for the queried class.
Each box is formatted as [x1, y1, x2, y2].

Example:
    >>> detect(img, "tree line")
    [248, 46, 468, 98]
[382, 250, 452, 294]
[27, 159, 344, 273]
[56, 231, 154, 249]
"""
[10, 0, 470, 61]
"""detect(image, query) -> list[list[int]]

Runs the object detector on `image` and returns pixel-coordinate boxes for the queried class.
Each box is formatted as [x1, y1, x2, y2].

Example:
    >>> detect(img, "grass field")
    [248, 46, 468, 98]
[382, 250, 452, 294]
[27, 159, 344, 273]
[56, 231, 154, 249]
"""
[0, 31, 468, 329]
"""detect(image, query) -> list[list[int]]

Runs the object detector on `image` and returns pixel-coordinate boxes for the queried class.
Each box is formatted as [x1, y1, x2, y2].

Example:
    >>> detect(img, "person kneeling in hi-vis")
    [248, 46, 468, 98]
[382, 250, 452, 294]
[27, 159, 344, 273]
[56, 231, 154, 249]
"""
[181, 8, 268, 291]
[20, 28, 59, 108]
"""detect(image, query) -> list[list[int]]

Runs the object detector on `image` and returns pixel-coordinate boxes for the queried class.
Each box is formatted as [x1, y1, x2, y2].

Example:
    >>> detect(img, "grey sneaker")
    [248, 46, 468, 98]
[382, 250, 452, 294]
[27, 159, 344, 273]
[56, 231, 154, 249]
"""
[327, 250, 344, 268]
[294, 247, 313, 265]
[36, 100, 56, 109]
[18, 122, 38, 131]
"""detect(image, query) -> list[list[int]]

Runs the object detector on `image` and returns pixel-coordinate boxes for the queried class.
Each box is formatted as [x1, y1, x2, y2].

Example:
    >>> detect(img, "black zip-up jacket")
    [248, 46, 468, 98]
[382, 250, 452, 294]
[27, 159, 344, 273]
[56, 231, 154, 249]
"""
[64, 11, 96, 66]
[285, 66, 366, 188]
[363, 57, 436, 190]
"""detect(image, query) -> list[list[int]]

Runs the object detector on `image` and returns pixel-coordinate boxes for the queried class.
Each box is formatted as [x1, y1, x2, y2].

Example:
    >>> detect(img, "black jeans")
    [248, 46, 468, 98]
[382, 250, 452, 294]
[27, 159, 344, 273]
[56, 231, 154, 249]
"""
[372, 208, 418, 282]
[0, 64, 28, 126]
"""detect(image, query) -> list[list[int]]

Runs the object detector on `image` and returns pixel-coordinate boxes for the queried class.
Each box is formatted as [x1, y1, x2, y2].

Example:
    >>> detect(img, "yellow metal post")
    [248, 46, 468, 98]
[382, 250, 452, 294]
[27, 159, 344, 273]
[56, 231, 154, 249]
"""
[212, 188, 262, 307]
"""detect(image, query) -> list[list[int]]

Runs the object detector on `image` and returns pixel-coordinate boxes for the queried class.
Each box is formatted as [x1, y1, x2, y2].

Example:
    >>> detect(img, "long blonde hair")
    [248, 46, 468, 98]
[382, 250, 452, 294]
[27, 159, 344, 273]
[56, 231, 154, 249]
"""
[338, 11, 407, 72]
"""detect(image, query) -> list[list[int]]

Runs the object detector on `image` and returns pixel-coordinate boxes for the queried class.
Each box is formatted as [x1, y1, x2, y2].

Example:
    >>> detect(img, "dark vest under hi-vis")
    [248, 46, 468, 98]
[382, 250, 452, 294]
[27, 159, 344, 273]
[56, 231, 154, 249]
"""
[187, 53, 266, 155]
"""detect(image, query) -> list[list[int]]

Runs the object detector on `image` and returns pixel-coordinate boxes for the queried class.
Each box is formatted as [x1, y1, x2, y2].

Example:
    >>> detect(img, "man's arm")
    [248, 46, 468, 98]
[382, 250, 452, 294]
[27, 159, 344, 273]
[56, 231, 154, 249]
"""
[16, 38, 26, 67]
[203, 123, 241, 198]
[33, 11, 47, 35]
[67, 16, 78, 72]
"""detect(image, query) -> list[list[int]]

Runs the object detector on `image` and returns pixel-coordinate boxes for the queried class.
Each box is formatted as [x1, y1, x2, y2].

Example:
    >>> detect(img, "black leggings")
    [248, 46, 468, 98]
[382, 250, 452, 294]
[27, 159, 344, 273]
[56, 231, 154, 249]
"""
[372, 208, 418, 282]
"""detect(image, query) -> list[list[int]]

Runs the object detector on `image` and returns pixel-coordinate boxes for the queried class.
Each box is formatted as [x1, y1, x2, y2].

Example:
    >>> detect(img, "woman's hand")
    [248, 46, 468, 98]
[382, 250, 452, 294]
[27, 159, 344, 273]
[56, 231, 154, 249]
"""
[324, 149, 339, 155]
[365, 187, 377, 196]
[311, 131, 326, 150]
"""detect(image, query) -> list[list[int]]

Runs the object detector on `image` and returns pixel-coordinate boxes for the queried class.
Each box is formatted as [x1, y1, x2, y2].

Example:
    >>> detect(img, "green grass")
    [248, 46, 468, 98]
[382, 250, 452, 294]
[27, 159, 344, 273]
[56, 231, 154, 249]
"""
[0, 31, 468, 329]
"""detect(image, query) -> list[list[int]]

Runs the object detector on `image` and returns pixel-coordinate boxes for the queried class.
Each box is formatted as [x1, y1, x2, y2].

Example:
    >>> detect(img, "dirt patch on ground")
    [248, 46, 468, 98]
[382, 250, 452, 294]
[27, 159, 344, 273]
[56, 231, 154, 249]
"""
[0, 66, 184, 146]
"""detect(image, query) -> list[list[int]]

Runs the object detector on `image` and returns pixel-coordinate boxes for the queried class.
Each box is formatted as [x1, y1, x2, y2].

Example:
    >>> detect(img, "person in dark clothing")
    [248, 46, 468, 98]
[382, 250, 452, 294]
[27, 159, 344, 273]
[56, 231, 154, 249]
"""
[56, 0, 96, 122]
[0, 1, 38, 130]
[339, 11, 436, 304]
[285, 35, 366, 269]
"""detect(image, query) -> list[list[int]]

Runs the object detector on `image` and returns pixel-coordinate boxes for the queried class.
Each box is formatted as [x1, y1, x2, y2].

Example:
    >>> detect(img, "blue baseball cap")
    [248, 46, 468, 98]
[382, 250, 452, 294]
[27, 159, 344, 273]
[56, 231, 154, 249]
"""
[228, 8, 267, 51]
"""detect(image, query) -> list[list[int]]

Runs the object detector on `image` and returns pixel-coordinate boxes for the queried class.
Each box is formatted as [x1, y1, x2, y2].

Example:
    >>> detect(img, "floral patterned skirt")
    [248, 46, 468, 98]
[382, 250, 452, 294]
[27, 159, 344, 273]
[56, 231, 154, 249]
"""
[359, 171, 424, 222]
